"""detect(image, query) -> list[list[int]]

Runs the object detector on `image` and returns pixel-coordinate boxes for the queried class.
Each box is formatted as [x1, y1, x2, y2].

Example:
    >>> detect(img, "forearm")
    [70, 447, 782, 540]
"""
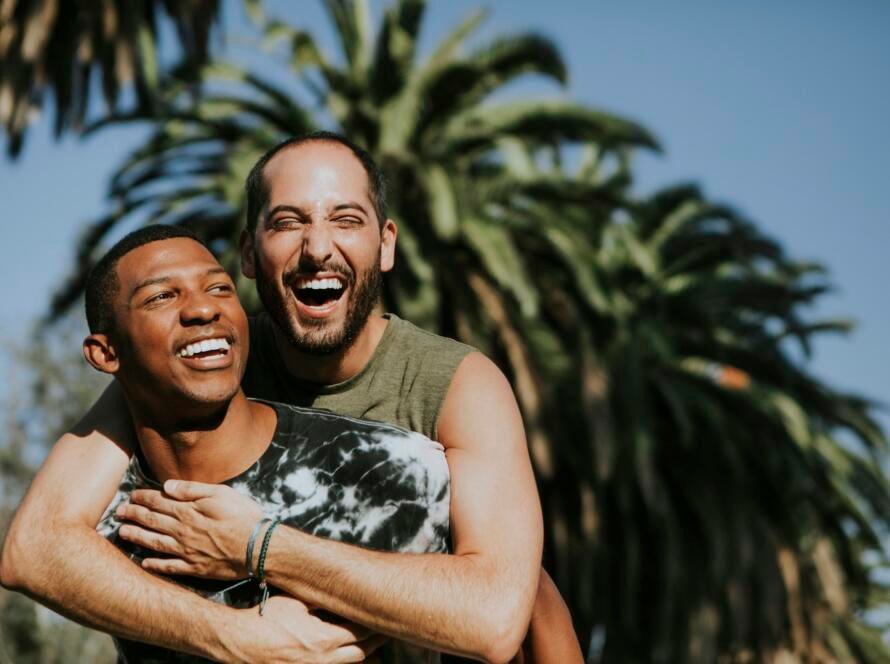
[1, 521, 236, 661]
[264, 526, 536, 662]
[516, 570, 583, 664]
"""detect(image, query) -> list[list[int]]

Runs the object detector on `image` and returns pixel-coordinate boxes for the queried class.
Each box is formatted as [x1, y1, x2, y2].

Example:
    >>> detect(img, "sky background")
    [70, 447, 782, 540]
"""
[1, 0, 888, 432]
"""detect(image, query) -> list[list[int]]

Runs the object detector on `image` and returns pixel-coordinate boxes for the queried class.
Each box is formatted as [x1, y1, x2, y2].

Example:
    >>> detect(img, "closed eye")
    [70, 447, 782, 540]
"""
[333, 216, 364, 226]
[270, 217, 304, 230]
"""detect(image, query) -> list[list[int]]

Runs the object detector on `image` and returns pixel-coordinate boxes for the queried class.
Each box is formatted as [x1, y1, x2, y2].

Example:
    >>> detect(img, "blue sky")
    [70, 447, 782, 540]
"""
[1, 0, 888, 428]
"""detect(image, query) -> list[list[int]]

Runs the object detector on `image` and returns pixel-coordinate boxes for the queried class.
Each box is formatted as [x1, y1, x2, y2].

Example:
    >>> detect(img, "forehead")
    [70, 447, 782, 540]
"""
[263, 141, 372, 207]
[115, 238, 220, 292]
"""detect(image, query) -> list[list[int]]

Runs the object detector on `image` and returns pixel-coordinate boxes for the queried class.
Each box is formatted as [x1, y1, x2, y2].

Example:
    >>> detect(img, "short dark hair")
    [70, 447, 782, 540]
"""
[245, 131, 388, 234]
[85, 225, 206, 334]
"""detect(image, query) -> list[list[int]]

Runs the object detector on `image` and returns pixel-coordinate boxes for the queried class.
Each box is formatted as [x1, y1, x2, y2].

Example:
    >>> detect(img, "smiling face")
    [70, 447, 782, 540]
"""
[97, 238, 249, 414]
[242, 141, 396, 356]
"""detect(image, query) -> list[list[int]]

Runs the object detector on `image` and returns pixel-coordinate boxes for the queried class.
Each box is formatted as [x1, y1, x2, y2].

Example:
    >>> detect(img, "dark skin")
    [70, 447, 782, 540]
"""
[3, 143, 583, 662]
[0, 239, 385, 662]
[82, 237, 385, 661]
[125, 143, 581, 660]
[83, 240, 271, 485]
[88, 238, 579, 660]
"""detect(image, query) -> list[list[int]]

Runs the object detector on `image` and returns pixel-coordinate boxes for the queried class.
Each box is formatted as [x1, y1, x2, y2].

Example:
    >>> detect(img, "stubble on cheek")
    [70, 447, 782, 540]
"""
[253, 248, 382, 356]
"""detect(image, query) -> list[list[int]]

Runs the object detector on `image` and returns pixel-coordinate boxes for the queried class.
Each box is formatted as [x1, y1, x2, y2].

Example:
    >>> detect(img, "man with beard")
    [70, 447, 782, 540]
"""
[1, 133, 582, 662]
[87, 226, 450, 662]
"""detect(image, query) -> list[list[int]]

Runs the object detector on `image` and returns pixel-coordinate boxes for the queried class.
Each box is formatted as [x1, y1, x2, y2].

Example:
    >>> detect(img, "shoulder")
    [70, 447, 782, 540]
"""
[382, 315, 477, 437]
[389, 314, 475, 358]
[255, 397, 441, 447]
[443, 352, 515, 409]
[386, 315, 476, 390]
[437, 351, 524, 450]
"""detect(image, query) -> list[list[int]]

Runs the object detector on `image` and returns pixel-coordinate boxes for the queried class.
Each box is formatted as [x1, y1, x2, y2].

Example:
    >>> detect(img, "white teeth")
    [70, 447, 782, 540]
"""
[178, 337, 230, 358]
[295, 277, 344, 290]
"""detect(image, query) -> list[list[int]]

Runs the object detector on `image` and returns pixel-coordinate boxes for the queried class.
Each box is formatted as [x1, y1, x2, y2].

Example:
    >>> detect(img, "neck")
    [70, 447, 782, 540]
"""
[131, 392, 276, 484]
[273, 314, 389, 384]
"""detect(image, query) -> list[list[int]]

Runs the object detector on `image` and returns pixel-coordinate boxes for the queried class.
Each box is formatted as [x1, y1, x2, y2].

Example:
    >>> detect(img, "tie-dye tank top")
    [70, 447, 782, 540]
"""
[98, 400, 451, 663]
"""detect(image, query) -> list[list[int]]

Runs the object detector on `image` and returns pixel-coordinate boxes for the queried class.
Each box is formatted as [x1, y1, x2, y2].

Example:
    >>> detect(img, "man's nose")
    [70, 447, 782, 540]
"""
[180, 291, 221, 325]
[301, 221, 333, 265]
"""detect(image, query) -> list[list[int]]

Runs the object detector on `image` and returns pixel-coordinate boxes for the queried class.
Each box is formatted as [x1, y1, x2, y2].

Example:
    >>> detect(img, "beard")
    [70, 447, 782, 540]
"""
[254, 249, 382, 356]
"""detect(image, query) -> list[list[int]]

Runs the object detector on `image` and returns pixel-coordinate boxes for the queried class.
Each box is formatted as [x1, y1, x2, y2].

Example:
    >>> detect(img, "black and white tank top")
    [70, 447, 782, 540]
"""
[98, 400, 451, 663]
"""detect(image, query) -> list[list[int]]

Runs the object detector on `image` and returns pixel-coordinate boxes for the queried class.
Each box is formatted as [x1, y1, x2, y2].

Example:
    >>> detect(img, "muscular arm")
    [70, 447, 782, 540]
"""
[268, 353, 542, 660]
[0, 383, 370, 662]
[127, 353, 544, 662]
[0, 384, 230, 656]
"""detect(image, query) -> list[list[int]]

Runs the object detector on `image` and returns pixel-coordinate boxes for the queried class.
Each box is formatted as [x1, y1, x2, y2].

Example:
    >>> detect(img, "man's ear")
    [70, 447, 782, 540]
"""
[380, 219, 397, 273]
[83, 334, 120, 375]
[240, 229, 256, 279]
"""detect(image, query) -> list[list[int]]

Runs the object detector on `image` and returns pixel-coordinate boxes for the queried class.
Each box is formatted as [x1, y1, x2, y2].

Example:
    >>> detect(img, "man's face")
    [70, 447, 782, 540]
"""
[243, 141, 396, 356]
[109, 238, 249, 409]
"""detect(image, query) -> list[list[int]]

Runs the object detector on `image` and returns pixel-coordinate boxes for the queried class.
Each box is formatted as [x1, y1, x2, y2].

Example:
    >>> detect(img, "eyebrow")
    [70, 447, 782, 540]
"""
[130, 267, 228, 298]
[332, 202, 368, 216]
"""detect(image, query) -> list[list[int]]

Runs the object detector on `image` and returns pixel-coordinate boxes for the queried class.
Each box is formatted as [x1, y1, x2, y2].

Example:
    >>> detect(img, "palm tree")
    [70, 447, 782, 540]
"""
[39, 1, 889, 661]
[0, 0, 226, 156]
[46, 0, 655, 326]
[427, 134, 889, 659]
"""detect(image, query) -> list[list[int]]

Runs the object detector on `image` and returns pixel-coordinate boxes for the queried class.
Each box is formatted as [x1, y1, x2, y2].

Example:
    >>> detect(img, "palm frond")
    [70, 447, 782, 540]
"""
[0, 0, 222, 156]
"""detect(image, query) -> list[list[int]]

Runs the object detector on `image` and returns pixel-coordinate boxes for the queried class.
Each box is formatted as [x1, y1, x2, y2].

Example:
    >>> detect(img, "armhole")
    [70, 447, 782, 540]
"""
[431, 349, 476, 441]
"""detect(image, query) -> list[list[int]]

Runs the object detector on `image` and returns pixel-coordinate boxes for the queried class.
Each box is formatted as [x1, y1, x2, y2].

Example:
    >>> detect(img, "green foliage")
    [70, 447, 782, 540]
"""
[0, 316, 113, 663]
[4, 1, 888, 661]
[0, 0, 224, 156]
[516, 175, 890, 661]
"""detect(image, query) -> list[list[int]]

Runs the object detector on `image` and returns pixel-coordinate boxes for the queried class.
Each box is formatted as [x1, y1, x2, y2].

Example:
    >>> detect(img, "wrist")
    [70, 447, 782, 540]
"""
[214, 605, 300, 664]
[259, 523, 300, 589]
[245, 517, 272, 577]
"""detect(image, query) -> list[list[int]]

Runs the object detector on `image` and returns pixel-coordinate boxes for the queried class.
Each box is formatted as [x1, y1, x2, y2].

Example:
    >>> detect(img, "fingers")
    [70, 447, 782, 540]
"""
[129, 489, 187, 518]
[315, 619, 375, 647]
[118, 524, 182, 554]
[265, 594, 311, 612]
[140, 556, 197, 576]
[328, 619, 375, 644]
[331, 634, 389, 663]
[141, 555, 237, 580]
[116, 503, 182, 536]
[361, 633, 388, 655]
[260, 597, 386, 662]
[273, 613, 376, 652]
[164, 479, 219, 500]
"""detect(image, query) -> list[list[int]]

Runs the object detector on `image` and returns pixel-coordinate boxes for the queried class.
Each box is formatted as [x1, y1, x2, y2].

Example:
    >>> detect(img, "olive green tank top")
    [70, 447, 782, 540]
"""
[242, 313, 475, 440]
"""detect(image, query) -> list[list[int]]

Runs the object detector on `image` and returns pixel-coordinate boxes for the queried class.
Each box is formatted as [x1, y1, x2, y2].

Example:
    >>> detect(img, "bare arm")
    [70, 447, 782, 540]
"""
[514, 570, 583, 664]
[0, 382, 372, 662]
[121, 353, 544, 662]
[0, 383, 226, 654]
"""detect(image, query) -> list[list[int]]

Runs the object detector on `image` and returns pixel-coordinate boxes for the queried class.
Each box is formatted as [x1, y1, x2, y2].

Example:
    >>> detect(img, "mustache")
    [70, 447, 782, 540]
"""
[283, 256, 355, 287]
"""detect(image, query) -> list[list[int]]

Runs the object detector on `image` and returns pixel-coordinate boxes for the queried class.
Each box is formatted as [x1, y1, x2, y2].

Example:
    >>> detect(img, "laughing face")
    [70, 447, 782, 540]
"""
[105, 238, 248, 413]
[241, 141, 396, 356]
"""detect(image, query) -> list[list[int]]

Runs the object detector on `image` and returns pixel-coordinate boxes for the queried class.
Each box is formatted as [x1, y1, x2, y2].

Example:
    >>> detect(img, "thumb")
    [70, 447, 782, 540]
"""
[164, 479, 218, 500]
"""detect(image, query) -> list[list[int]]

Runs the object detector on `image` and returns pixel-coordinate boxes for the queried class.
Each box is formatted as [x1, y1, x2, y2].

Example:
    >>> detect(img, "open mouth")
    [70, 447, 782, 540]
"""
[292, 276, 346, 310]
[177, 337, 231, 360]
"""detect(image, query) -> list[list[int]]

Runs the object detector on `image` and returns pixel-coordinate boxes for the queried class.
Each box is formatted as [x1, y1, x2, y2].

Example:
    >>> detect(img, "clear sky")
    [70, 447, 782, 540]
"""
[1, 0, 888, 429]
